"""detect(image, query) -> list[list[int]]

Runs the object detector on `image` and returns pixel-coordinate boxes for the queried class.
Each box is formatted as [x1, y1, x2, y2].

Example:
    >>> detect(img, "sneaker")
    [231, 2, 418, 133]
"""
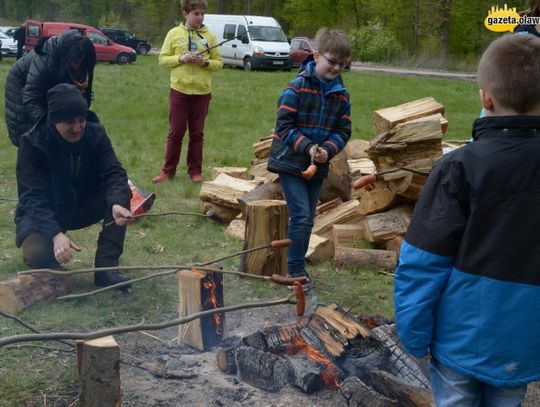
[94, 270, 132, 293]
[190, 173, 203, 183]
[152, 171, 174, 184]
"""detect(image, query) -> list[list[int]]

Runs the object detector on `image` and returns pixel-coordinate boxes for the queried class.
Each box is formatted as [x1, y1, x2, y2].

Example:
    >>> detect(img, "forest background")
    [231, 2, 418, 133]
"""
[0, 0, 532, 70]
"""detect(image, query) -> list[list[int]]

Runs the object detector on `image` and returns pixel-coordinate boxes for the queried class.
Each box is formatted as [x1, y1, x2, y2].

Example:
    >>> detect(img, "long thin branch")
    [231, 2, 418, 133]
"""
[0, 295, 295, 347]
[103, 211, 208, 228]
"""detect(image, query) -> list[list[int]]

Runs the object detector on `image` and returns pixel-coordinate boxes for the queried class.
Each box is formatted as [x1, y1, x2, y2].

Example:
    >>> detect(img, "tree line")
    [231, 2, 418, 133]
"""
[0, 0, 530, 62]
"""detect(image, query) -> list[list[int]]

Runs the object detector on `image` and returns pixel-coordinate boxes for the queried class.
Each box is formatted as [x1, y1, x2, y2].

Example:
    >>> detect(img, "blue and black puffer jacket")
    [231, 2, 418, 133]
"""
[267, 57, 351, 179]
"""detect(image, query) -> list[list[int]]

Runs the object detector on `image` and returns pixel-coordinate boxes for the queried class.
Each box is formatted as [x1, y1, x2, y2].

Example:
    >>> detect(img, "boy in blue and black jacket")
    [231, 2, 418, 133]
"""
[395, 34, 540, 406]
[268, 28, 351, 286]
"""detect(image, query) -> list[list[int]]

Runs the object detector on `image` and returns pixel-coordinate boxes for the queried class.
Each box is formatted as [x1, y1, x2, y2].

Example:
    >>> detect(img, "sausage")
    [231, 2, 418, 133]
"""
[271, 274, 309, 286]
[352, 174, 378, 189]
[294, 281, 306, 316]
[270, 239, 292, 249]
[301, 164, 317, 179]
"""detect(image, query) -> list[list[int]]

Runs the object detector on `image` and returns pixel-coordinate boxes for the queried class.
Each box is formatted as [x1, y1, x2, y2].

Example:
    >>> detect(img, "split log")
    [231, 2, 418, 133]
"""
[77, 336, 121, 407]
[241, 200, 288, 276]
[359, 367, 435, 407]
[235, 346, 291, 392]
[312, 199, 362, 237]
[319, 150, 352, 202]
[386, 171, 428, 202]
[306, 234, 334, 263]
[253, 138, 273, 159]
[340, 376, 399, 407]
[212, 166, 249, 180]
[224, 219, 246, 241]
[332, 224, 365, 248]
[398, 112, 448, 134]
[248, 158, 278, 181]
[384, 237, 403, 257]
[363, 206, 413, 243]
[178, 268, 225, 351]
[0, 274, 72, 314]
[334, 247, 397, 270]
[204, 202, 241, 223]
[372, 97, 444, 134]
[354, 180, 398, 214]
[316, 198, 343, 215]
[348, 158, 376, 177]
[344, 139, 371, 159]
[304, 303, 372, 358]
[237, 180, 283, 213]
[372, 324, 431, 388]
[199, 173, 263, 210]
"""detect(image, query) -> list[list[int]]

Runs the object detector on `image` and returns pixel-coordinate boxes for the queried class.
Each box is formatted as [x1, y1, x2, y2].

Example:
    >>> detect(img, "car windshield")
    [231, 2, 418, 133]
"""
[248, 26, 287, 42]
[0, 31, 9, 39]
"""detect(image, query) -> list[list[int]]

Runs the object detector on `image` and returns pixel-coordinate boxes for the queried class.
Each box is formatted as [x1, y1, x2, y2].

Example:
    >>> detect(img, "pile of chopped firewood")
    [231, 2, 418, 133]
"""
[200, 96, 454, 272]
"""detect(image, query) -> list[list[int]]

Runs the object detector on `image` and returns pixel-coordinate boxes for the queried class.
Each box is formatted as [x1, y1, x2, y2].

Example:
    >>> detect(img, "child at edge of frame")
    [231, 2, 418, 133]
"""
[394, 33, 540, 407]
[267, 27, 352, 289]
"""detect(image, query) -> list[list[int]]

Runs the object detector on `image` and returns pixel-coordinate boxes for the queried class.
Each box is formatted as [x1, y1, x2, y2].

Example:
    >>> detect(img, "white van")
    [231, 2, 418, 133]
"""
[204, 14, 291, 71]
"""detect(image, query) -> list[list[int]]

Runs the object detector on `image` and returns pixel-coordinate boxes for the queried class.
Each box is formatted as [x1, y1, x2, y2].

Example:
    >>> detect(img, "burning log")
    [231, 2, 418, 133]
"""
[178, 268, 225, 351]
[76, 336, 121, 407]
[303, 303, 372, 358]
[242, 323, 302, 352]
[216, 345, 239, 374]
[235, 346, 291, 392]
[283, 353, 325, 394]
[241, 200, 288, 276]
[0, 273, 72, 314]
[340, 376, 399, 407]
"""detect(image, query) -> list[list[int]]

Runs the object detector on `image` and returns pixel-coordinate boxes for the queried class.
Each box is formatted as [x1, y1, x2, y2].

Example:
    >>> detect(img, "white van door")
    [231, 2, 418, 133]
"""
[220, 23, 250, 67]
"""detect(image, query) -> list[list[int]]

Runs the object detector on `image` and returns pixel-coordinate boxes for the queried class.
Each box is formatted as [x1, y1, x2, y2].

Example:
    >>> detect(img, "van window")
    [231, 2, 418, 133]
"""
[27, 24, 40, 38]
[237, 25, 247, 37]
[248, 26, 287, 42]
[223, 24, 236, 40]
[88, 31, 108, 45]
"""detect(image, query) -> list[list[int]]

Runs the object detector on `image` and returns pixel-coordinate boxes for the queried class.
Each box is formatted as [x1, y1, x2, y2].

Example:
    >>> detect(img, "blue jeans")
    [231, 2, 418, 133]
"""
[279, 171, 323, 276]
[429, 358, 527, 407]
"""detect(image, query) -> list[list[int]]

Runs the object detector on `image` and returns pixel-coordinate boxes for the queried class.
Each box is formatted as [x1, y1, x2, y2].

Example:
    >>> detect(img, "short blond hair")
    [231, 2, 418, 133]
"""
[315, 28, 351, 61]
[182, 0, 207, 13]
[477, 34, 540, 114]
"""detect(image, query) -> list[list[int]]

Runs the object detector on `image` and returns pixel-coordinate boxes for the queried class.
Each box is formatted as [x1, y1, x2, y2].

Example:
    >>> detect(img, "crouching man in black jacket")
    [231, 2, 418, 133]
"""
[15, 83, 134, 291]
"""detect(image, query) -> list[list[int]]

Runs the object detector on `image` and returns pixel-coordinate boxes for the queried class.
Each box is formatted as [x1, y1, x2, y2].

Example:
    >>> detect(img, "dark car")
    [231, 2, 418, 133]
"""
[290, 37, 316, 67]
[99, 27, 151, 55]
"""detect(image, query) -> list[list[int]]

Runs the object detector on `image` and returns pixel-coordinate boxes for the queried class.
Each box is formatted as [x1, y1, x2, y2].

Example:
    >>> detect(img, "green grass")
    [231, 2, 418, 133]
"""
[0, 56, 479, 405]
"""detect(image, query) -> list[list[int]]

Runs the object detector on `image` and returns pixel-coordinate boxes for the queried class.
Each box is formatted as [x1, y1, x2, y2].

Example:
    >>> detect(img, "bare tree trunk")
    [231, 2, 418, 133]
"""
[440, 0, 452, 57]
[413, 0, 419, 56]
[0, 0, 7, 20]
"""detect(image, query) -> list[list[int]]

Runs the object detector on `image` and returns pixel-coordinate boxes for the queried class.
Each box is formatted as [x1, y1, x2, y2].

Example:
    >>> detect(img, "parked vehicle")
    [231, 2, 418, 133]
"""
[204, 14, 291, 71]
[0, 30, 17, 56]
[290, 37, 316, 67]
[24, 20, 137, 64]
[0, 26, 17, 37]
[99, 27, 151, 55]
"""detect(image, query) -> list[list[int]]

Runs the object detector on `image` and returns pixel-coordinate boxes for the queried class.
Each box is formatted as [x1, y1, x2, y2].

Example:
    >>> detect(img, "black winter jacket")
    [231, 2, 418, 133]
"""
[15, 116, 128, 247]
[4, 30, 94, 146]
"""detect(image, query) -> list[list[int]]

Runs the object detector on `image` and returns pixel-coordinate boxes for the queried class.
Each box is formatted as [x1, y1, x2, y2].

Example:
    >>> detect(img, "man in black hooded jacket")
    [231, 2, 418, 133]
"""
[16, 83, 133, 290]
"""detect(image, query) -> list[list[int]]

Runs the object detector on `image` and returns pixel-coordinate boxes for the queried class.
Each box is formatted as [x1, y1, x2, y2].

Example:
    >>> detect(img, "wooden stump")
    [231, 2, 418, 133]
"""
[178, 268, 225, 351]
[77, 336, 121, 407]
[0, 273, 72, 314]
[241, 200, 288, 276]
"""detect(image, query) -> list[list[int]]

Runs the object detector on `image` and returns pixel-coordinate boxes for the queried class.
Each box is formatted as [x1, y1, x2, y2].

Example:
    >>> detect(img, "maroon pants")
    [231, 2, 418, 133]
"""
[161, 88, 212, 176]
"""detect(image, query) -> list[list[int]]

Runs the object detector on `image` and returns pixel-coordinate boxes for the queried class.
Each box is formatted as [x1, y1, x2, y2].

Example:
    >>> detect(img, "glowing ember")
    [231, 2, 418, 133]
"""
[203, 278, 223, 337]
[287, 335, 340, 389]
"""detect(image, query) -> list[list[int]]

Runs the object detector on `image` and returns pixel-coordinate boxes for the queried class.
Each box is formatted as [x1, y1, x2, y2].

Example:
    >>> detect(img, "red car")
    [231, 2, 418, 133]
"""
[290, 37, 316, 67]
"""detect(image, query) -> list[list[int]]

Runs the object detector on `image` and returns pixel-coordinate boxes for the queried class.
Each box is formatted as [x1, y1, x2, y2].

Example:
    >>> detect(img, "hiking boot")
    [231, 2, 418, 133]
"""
[152, 171, 174, 184]
[94, 270, 132, 293]
[190, 173, 203, 183]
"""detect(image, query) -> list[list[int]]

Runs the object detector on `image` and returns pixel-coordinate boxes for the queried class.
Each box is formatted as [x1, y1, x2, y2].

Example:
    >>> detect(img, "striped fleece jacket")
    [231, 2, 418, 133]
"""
[267, 59, 351, 179]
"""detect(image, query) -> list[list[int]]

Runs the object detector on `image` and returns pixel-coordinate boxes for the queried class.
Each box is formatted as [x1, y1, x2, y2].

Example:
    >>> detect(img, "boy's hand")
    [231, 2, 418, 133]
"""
[313, 147, 328, 163]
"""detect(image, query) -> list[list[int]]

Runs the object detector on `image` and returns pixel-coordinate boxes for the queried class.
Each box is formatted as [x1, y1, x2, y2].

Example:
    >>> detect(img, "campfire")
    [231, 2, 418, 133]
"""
[216, 303, 434, 406]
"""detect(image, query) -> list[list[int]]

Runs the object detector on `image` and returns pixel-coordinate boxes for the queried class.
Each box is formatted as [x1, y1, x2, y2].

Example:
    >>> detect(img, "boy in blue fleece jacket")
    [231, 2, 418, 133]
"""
[394, 34, 540, 406]
[267, 28, 351, 286]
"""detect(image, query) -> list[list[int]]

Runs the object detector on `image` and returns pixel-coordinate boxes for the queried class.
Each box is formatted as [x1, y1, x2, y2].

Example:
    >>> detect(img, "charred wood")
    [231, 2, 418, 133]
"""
[340, 376, 399, 407]
[235, 346, 291, 392]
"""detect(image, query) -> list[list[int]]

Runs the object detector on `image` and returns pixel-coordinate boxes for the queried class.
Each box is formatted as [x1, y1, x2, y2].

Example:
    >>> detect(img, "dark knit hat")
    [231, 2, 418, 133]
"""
[47, 83, 88, 124]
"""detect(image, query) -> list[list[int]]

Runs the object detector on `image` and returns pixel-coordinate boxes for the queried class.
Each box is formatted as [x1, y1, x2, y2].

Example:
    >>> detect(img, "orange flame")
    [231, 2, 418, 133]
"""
[286, 335, 340, 389]
[203, 278, 223, 337]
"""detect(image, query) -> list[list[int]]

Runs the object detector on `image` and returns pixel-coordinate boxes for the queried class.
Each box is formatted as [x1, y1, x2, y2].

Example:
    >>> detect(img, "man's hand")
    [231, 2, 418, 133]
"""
[52, 232, 82, 264]
[112, 204, 134, 226]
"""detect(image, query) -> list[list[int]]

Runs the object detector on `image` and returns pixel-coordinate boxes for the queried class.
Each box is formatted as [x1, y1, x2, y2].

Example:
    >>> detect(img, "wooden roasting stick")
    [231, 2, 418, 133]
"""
[18, 239, 308, 299]
[352, 167, 430, 189]
[0, 290, 307, 347]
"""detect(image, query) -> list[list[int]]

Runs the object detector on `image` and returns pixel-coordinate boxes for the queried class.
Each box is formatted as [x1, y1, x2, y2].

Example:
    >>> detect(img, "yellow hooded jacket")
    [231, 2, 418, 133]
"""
[159, 23, 223, 95]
